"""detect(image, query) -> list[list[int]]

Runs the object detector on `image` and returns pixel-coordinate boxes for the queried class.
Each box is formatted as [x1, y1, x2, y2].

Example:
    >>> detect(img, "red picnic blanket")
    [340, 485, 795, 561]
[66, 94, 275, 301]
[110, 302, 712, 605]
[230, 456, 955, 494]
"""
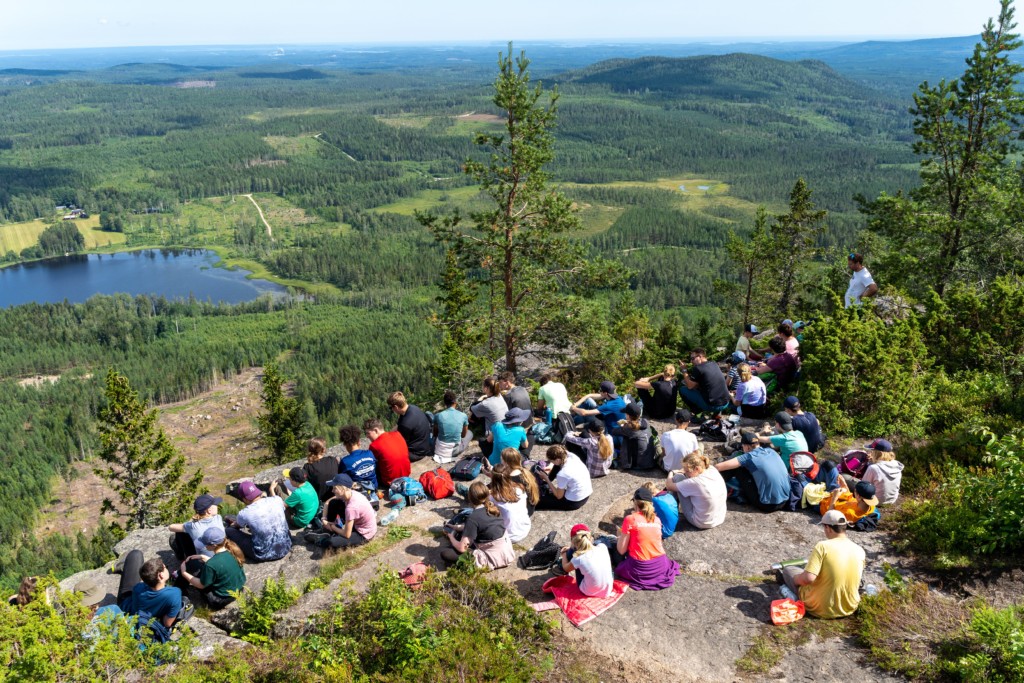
[540, 575, 629, 627]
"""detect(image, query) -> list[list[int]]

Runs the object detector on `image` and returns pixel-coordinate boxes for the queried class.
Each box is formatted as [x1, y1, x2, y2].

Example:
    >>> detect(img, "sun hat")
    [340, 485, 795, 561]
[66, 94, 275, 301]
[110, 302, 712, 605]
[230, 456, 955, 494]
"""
[74, 577, 104, 607]
[502, 407, 532, 425]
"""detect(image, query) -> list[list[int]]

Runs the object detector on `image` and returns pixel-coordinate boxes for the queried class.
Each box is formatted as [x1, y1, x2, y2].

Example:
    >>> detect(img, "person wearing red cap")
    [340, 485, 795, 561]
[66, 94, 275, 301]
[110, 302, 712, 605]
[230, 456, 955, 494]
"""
[557, 524, 613, 598]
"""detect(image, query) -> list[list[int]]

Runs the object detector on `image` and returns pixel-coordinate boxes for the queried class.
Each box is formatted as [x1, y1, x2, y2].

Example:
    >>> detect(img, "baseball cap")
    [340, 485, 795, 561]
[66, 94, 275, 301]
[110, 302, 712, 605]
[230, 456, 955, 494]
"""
[740, 430, 759, 445]
[327, 473, 355, 489]
[633, 487, 654, 503]
[730, 351, 746, 365]
[867, 438, 893, 452]
[783, 396, 800, 411]
[624, 402, 642, 418]
[675, 408, 692, 423]
[744, 324, 759, 334]
[775, 411, 794, 430]
[193, 494, 223, 514]
[782, 319, 794, 326]
[599, 380, 617, 396]
[200, 526, 226, 546]
[855, 481, 880, 506]
[570, 523, 590, 537]
[820, 510, 848, 526]
[74, 577, 104, 607]
[238, 480, 262, 503]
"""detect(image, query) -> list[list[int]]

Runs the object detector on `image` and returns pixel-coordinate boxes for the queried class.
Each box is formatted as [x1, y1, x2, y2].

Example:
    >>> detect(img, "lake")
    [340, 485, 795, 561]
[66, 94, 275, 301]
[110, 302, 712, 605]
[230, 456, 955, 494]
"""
[0, 249, 288, 308]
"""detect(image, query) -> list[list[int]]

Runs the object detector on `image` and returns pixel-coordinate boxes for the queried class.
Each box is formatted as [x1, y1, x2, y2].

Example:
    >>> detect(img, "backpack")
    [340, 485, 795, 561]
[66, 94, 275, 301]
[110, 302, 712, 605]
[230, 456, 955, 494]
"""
[418, 468, 455, 500]
[399, 562, 429, 590]
[851, 510, 881, 532]
[650, 425, 665, 469]
[449, 456, 484, 481]
[788, 451, 821, 481]
[839, 450, 869, 479]
[553, 411, 576, 444]
[388, 477, 427, 506]
[698, 417, 738, 444]
[531, 421, 556, 445]
[518, 531, 561, 570]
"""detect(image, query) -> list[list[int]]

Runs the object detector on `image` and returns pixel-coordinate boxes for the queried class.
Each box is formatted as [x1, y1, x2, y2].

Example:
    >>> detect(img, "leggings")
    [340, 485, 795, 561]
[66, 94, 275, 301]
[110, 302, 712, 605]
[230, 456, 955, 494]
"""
[535, 492, 589, 511]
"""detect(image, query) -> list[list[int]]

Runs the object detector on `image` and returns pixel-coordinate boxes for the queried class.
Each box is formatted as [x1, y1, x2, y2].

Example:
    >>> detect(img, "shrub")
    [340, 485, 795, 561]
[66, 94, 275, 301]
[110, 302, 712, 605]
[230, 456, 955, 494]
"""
[230, 576, 301, 645]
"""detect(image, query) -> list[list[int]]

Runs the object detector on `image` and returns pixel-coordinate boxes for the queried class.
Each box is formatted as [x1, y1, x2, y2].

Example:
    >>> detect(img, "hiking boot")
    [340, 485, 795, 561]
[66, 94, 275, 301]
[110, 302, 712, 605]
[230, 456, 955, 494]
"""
[304, 532, 331, 546]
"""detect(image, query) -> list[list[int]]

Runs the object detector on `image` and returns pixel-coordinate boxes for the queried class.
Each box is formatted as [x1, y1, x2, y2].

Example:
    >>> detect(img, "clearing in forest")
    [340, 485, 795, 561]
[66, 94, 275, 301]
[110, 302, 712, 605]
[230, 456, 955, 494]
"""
[0, 215, 127, 255]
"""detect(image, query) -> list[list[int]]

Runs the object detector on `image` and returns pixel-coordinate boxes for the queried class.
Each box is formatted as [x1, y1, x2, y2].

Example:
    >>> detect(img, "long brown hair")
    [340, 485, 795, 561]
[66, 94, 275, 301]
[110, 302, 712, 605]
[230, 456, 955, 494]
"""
[207, 539, 246, 566]
[13, 576, 37, 606]
[468, 481, 500, 517]
[306, 437, 327, 463]
[500, 448, 540, 504]
[488, 468, 522, 504]
[482, 376, 500, 397]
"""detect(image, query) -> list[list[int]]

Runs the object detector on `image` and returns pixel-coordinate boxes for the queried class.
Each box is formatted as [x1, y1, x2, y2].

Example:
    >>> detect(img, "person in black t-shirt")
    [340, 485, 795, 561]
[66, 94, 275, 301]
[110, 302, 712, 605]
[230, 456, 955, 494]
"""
[678, 348, 731, 416]
[784, 396, 825, 452]
[440, 482, 509, 566]
[633, 364, 679, 419]
[302, 437, 340, 501]
[388, 391, 433, 462]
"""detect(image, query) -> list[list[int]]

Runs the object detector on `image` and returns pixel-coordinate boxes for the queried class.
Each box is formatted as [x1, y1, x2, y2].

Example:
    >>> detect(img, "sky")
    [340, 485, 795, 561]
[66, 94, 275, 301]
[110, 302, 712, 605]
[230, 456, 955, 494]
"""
[1, 0, 999, 51]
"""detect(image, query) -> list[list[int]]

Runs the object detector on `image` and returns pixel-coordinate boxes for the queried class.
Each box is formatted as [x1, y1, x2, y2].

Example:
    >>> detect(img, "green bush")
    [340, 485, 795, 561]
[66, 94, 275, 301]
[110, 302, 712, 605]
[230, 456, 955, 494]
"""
[899, 427, 1024, 560]
[230, 576, 301, 645]
[800, 302, 935, 437]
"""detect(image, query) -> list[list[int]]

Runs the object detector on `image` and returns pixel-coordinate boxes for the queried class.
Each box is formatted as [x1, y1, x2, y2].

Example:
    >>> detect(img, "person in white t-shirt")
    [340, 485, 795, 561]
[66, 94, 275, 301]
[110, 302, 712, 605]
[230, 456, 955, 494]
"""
[666, 452, 727, 529]
[534, 445, 592, 511]
[844, 253, 878, 308]
[488, 467, 531, 543]
[557, 523, 613, 598]
[661, 409, 699, 472]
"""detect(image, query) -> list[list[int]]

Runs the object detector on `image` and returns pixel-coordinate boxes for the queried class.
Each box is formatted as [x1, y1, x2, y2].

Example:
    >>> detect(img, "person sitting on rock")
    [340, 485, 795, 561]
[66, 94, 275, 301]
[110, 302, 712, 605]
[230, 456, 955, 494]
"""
[338, 425, 379, 493]
[302, 437, 340, 501]
[633, 364, 679, 419]
[758, 411, 808, 468]
[564, 420, 613, 477]
[778, 321, 800, 359]
[498, 371, 532, 413]
[752, 336, 798, 387]
[440, 481, 516, 570]
[304, 473, 378, 550]
[469, 376, 508, 432]
[483, 407, 531, 464]
[176, 526, 247, 610]
[488, 465, 531, 544]
[724, 352, 745, 392]
[557, 524, 614, 598]
[678, 348, 732, 417]
[732, 363, 769, 419]
[364, 418, 410, 489]
[534, 445, 592, 511]
[784, 396, 825, 453]
[536, 370, 572, 421]
[168, 493, 225, 580]
[614, 487, 680, 591]
[715, 431, 790, 512]
[642, 481, 680, 538]
[270, 467, 319, 530]
[498, 448, 540, 516]
[388, 391, 433, 462]
[225, 480, 292, 562]
[861, 439, 904, 505]
[736, 323, 765, 362]
[432, 390, 471, 464]
[666, 451, 727, 530]
[123, 556, 191, 637]
[570, 380, 628, 434]
[819, 480, 878, 525]
[779, 509, 865, 618]
[611, 402, 657, 470]
[661, 409, 698, 473]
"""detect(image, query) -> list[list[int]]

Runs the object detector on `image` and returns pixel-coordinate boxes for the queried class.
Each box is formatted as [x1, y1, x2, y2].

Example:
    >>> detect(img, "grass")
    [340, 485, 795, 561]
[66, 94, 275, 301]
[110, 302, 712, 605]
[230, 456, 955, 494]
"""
[369, 185, 484, 215]
[262, 135, 322, 158]
[0, 216, 126, 255]
[735, 617, 852, 675]
[312, 525, 415, 586]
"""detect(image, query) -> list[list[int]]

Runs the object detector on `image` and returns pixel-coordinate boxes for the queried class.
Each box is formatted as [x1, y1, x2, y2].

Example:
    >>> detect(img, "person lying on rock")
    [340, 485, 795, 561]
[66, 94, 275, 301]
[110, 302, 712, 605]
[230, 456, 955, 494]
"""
[819, 480, 878, 525]
[665, 451, 727, 530]
[533, 445, 592, 511]
[570, 380, 628, 433]
[557, 524, 614, 598]
[779, 509, 865, 618]
[715, 430, 790, 512]
[225, 481, 292, 562]
[304, 473, 378, 550]
[440, 481, 516, 570]
[613, 488, 680, 591]
[177, 526, 247, 610]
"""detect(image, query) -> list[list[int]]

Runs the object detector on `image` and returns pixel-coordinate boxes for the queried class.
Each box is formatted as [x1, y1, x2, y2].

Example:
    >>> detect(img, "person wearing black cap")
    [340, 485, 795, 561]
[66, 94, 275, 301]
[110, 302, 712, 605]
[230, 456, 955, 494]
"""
[178, 526, 247, 610]
[571, 381, 629, 433]
[611, 402, 656, 470]
[632, 364, 679, 419]
[168, 493, 225, 576]
[304, 473, 379, 549]
[613, 487, 680, 591]
[715, 430, 790, 512]
[784, 396, 824, 453]
[679, 348, 731, 417]
[758, 411, 808, 469]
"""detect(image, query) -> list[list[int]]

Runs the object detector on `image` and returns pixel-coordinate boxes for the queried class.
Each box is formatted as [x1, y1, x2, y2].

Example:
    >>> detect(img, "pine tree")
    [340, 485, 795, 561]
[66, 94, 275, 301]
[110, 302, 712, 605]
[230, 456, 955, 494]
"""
[254, 364, 308, 466]
[95, 369, 204, 533]
[418, 44, 625, 375]
[769, 178, 826, 317]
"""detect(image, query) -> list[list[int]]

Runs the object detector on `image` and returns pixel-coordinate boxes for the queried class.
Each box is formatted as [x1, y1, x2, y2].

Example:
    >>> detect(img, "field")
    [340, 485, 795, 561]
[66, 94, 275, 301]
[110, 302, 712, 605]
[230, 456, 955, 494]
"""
[0, 215, 127, 254]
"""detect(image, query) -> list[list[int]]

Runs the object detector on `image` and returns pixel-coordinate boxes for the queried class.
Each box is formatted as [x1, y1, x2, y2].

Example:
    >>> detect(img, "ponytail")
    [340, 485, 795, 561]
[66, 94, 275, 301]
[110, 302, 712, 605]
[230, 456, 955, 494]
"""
[636, 500, 656, 523]
[209, 539, 246, 566]
[682, 451, 711, 474]
[571, 530, 594, 555]
[469, 481, 500, 518]
[597, 434, 613, 461]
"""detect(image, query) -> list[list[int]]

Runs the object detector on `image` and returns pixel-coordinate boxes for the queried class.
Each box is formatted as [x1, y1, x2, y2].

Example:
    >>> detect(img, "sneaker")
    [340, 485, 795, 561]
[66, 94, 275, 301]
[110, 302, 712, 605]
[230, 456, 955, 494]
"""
[780, 585, 798, 602]
[304, 532, 331, 546]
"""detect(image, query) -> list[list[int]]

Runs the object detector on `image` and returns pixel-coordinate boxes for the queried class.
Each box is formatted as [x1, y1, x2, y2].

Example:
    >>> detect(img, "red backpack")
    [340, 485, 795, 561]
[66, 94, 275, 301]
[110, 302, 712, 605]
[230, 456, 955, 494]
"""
[419, 467, 455, 500]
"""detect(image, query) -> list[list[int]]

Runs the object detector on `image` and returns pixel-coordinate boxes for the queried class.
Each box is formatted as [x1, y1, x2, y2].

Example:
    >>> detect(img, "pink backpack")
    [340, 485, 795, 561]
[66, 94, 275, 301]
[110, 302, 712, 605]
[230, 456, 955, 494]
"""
[839, 449, 869, 479]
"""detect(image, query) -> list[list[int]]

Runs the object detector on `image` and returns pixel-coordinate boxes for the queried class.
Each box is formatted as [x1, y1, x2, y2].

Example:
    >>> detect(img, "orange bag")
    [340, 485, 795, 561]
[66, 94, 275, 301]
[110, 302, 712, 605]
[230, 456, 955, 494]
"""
[770, 598, 806, 625]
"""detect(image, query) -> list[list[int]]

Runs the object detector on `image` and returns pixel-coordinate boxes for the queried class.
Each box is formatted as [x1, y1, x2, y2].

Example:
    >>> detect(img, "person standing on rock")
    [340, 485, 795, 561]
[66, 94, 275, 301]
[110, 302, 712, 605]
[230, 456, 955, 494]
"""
[614, 487, 680, 591]
[715, 431, 790, 512]
[678, 348, 731, 417]
[364, 418, 410, 489]
[779, 509, 866, 618]
[225, 480, 292, 562]
[844, 252, 878, 308]
[388, 391, 433, 462]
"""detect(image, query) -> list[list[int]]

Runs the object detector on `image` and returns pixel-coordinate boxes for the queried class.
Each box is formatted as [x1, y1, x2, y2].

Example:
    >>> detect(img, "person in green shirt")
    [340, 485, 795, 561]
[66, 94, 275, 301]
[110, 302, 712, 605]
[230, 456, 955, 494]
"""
[271, 468, 320, 529]
[179, 526, 247, 610]
[758, 411, 808, 468]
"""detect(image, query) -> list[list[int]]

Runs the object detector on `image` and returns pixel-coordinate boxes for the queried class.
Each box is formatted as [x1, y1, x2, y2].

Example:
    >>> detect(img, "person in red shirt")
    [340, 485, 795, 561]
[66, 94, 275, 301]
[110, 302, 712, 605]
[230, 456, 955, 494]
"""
[363, 418, 410, 488]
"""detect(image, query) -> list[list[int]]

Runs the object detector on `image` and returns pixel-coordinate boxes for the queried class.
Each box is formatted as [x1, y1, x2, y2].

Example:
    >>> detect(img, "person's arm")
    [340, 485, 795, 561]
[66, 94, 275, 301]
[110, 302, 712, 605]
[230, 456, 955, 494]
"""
[339, 518, 355, 539]
[535, 469, 565, 499]
[862, 282, 878, 299]
[616, 525, 630, 556]
[827, 488, 842, 510]
[461, 423, 468, 438]
[715, 457, 741, 472]
[791, 569, 818, 587]
[447, 529, 470, 553]
[683, 371, 699, 390]
[180, 556, 210, 590]
[168, 523, 185, 533]
[487, 430, 494, 443]
[634, 377, 655, 391]
[559, 547, 574, 573]
[665, 472, 683, 494]
[571, 393, 601, 416]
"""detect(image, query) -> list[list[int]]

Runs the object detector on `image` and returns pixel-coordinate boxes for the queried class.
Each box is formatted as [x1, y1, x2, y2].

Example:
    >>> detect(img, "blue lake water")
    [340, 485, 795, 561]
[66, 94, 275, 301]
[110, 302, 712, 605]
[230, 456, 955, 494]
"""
[0, 249, 287, 308]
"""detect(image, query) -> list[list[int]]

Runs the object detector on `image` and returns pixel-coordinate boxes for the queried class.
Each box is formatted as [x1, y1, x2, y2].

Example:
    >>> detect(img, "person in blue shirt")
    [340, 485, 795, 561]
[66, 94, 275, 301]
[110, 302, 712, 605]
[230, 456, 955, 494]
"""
[483, 407, 530, 465]
[432, 390, 471, 463]
[122, 556, 190, 639]
[571, 381, 628, 434]
[338, 424, 379, 492]
[715, 431, 790, 512]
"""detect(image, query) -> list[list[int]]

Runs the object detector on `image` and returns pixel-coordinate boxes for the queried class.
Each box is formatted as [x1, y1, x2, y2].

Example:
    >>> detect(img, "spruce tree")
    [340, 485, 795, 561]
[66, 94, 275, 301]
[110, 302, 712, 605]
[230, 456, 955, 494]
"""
[254, 363, 308, 466]
[418, 44, 624, 375]
[95, 369, 204, 533]
[769, 178, 826, 317]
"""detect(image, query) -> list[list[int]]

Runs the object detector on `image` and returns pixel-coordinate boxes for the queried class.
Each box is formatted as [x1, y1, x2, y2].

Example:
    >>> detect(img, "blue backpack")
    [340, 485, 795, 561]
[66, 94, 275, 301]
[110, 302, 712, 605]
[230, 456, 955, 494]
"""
[652, 491, 680, 538]
[388, 477, 427, 506]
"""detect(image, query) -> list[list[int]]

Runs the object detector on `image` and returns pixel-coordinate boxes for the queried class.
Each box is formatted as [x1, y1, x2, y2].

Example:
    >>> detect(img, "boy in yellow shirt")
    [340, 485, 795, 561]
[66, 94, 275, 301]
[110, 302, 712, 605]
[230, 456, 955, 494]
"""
[780, 509, 866, 618]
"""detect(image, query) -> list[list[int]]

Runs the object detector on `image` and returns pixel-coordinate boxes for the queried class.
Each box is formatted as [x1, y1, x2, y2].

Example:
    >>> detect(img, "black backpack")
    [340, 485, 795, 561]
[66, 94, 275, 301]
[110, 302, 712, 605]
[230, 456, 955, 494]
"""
[518, 531, 560, 570]
[553, 411, 576, 444]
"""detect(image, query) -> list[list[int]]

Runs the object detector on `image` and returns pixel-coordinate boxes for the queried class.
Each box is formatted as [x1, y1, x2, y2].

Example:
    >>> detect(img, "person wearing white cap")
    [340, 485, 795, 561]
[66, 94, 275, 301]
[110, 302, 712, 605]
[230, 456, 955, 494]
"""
[779, 509, 866, 618]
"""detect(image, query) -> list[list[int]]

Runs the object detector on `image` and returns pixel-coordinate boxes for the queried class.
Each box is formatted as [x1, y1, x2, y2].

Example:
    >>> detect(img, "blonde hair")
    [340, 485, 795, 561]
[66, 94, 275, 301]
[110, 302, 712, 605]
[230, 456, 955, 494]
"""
[571, 530, 594, 555]
[307, 437, 327, 463]
[738, 363, 752, 382]
[634, 491, 657, 522]
[207, 539, 246, 566]
[499, 450, 539, 505]
[662, 364, 676, 379]
[598, 433, 614, 461]
[682, 452, 710, 475]
[191, 505, 218, 523]
[871, 450, 896, 462]
[469, 481, 500, 518]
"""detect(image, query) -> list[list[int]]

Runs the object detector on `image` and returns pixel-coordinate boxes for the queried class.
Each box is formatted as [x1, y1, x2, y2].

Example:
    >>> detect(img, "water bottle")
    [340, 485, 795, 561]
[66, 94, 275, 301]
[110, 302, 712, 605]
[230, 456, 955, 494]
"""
[864, 584, 879, 596]
[771, 558, 808, 571]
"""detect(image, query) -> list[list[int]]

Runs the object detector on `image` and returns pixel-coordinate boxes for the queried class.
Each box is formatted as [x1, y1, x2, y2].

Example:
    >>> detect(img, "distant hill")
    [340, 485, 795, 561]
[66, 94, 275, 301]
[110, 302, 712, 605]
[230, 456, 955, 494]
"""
[560, 53, 881, 103]
[238, 68, 330, 80]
